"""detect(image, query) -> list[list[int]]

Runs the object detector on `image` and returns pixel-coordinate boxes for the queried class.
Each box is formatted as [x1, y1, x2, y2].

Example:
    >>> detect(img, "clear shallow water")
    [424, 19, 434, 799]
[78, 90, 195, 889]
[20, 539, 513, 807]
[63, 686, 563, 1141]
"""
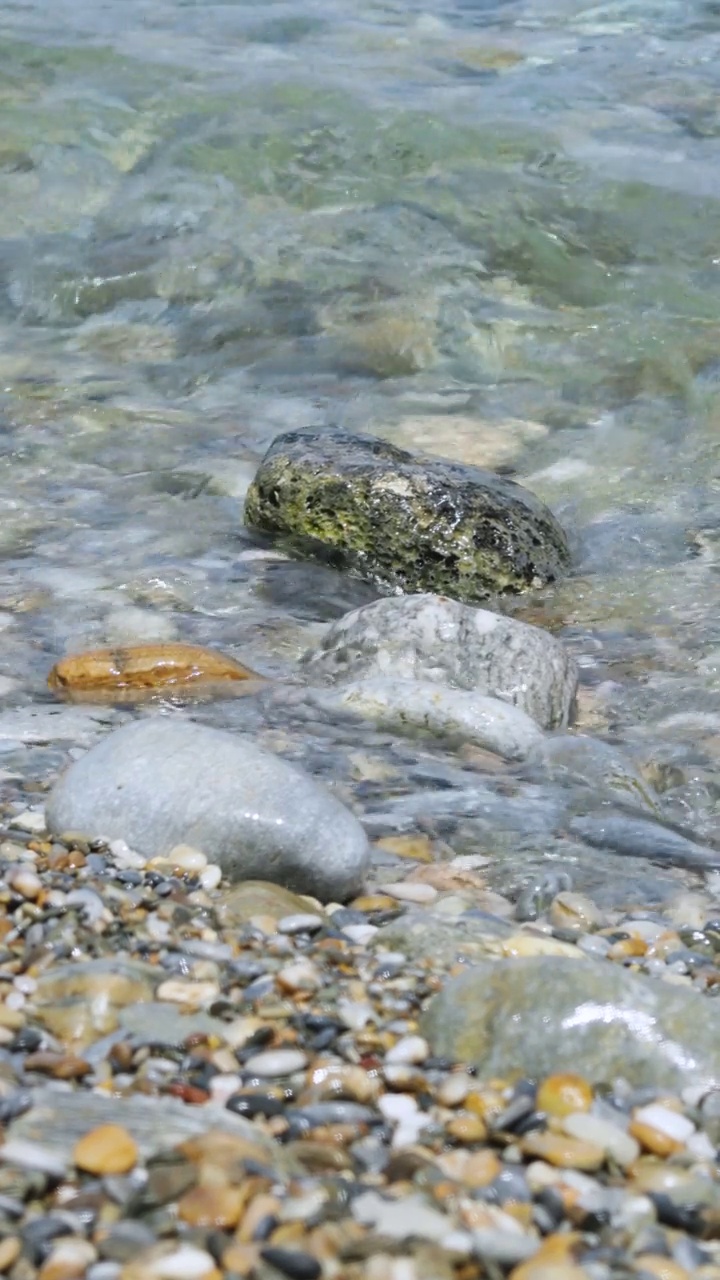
[2, 0, 720, 904]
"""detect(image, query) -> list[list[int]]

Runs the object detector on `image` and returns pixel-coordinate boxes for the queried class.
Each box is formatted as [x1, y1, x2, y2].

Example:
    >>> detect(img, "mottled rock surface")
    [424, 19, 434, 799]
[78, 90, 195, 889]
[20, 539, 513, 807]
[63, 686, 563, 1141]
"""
[422, 955, 720, 1091]
[46, 718, 369, 901]
[244, 429, 571, 603]
[302, 593, 578, 729]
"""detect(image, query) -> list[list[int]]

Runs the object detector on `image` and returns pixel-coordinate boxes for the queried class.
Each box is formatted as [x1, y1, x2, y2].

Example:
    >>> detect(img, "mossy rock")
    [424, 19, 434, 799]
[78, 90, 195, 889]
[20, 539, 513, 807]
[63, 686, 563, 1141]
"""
[244, 429, 570, 603]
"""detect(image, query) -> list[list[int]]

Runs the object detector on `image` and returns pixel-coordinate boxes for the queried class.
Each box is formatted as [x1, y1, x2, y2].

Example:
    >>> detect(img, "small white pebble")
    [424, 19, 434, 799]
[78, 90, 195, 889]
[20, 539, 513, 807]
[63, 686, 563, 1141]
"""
[382, 882, 438, 905]
[108, 839, 146, 870]
[379, 1093, 420, 1123]
[147, 1245, 217, 1280]
[0, 1139, 67, 1178]
[687, 1129, 716, 1160]
[278, 913, 324, 934]
[13, 975, 36, 996]
[199, 864, 222, 891]
[280, 1187, 329, 1222]
[167, 844, 207, 872]
[437, 1073, 471, 1107]
[145, 915, 171, 943]
[276, 961, 322, 993]
[7, 867, 42, 899]
[224, 1017, 264, 1049]
[5, 992, 25, 1011]
[244, 1048, 308, 1077]
[343, 923, 378, 945]
[385, 1035, 429, 1066]
[633, 1103, 695, 1144]
[45, 890, 67, 909]
[43, 1240, 97, 1271]
[562, 1112, 639, 1167]
[156, 980, 219, 1008]
[337, 997, 375, 1030]
[10, 809, 46, 834]
[209, 1073, 243, 1106]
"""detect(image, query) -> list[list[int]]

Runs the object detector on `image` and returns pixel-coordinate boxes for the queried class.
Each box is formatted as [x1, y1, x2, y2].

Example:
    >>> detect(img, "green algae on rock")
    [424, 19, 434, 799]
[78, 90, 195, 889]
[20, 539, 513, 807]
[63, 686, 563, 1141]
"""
[244, 429, 571, 603]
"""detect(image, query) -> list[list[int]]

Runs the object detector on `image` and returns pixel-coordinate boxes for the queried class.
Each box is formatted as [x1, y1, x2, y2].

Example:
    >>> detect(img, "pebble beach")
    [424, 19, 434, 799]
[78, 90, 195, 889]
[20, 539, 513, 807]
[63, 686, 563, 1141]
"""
[3, 0, 720, 1274]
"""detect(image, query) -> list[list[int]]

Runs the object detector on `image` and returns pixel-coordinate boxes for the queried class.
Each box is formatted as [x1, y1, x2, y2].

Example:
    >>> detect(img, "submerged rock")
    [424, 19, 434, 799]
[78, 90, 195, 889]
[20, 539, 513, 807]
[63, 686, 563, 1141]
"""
[305, 678, 542, 759]
[525, 734, 660, 815]
[244, 429, 571, 603]
[302, 593, 577, 729]
[421, 955, 720, 1092]
[46, 718, 369, 901]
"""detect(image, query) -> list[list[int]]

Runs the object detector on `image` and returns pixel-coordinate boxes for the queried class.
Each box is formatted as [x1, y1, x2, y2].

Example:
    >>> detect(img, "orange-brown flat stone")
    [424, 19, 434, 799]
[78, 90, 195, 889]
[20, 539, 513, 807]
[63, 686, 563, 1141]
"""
[48, 643, 265, 704]
[73, 1123, 138, 1175]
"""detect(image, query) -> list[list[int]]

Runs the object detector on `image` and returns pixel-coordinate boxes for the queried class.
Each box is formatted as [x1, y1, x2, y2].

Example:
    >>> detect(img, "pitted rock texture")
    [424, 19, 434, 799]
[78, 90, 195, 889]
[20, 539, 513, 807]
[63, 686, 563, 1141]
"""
[244, 429, 571, 603]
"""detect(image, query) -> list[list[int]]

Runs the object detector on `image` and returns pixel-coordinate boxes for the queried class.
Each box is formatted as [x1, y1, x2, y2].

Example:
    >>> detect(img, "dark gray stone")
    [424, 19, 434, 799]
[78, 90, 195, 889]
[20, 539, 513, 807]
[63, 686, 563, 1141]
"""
[244, 429, 571, 603]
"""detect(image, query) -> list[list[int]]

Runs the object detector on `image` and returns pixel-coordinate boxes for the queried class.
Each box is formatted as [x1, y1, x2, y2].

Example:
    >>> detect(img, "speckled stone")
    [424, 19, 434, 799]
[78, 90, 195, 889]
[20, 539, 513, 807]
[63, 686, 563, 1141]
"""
[301, 593, 578, 729]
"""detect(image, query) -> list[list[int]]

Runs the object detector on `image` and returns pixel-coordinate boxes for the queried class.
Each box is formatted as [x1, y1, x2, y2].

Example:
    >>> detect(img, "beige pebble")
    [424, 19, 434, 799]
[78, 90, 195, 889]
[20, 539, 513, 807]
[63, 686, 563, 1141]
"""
[73, 1124, 138, 1175]
[223, 1016, 265, 1049]
[236, 1194, 283, 1243]
[537, 1074, 593, 1118]
[510, 1262, 591, 1280]
[548, 892, 605, 931]
[436, 1073, 472, 1107]
[166, 844, 208, 872]
[8, 867, 42, 899]
[0, 1006, 25, 1030]
[382, 882, 438, 905]
[178, 1184, 246, 1228]
[156, 980, 220, 1008]
[446, 1113, 488, 1143]
[629, 1119, 683, 1156]
[200, 864, 223, 891]
[220, 1244, 259, 1277]
[437, 1148, 501, 1187]
[305, 1061, 379, 1104]
[521, 1132, 605, 1171]
[385, 1035, 429, 1066]
[632, 1258, 690, 1280]
[501, 934, 585, 959]
[0, 1238, 21, 1273]
[276, 961, 322, 994]
[38, 1239, 97, 1280]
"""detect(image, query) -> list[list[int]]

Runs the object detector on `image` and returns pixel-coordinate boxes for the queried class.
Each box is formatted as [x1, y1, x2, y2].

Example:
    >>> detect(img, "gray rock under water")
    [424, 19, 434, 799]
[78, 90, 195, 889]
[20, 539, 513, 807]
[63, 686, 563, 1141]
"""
[302, 593, 578, 729]
[305, 678, 542, 759]
[244, 429, 571, 603]
[421, 955, 720, 1091]
[9, 1087, 290, 1166]
[46, 718, 369, 902]
[525, 734, 660, 815]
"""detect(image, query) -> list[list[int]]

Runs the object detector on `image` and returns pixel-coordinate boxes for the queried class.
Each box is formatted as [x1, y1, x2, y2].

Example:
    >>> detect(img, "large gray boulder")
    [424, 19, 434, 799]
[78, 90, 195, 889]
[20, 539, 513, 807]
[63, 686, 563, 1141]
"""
[422, 955, 720, 1091]
[46, 718, 369, 902]
[302, 593, 578, 730]
[244, 429, 570, 604]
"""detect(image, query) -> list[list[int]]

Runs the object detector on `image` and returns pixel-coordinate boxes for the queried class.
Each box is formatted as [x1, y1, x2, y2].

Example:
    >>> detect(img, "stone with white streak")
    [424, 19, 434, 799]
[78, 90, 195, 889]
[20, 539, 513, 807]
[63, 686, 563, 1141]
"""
[302, 594, 577, 729]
